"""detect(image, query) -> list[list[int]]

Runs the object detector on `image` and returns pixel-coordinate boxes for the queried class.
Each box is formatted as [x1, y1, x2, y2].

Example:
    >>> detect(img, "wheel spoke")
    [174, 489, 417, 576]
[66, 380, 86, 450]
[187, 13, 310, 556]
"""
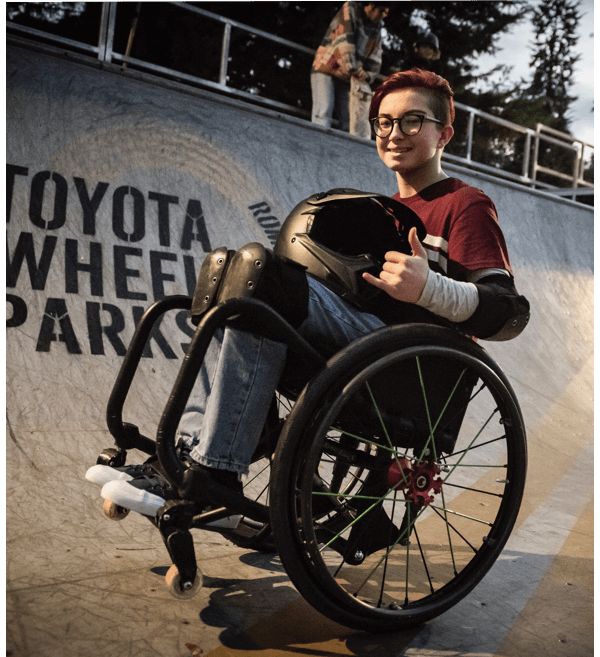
[364, 384, 411, 486]
[318, 454, 367, 495]
[318, 494, 390, 552]
[377, 489, 400, 608]
[350, 505, 426, 599]
[430, 505, 479, 552]
[245, 460, 270, 487]
[448, 434, 507, 459]
[415, 356, 467, 461]
[413, 523, 435, 594]
[253, 480, 270, 504]
[364, 382, 395, 450]
[438, 485, 458, 575]
[240, 460, 271, 523]
[312, 490, 408, 504]
[276, 393, 293, 414]
[443, 481, 504, 498]
[441, 380, 487, 432]
[442, 408, 500, 481]
[443, 463, 507, 468]
[429, 503, 494, 526]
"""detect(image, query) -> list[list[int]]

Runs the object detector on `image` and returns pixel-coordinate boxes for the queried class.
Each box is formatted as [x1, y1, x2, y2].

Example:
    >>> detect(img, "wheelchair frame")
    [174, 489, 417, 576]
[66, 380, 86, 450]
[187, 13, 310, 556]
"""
[96, 293, 527, 632]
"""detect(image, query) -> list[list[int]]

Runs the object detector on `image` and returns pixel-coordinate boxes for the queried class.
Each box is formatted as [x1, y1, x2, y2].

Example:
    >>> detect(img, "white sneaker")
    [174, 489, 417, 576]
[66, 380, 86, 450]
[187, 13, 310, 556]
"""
[97, 462, 244, 528]
[101, 478, 168, 517]
[85, 464, 133, 487]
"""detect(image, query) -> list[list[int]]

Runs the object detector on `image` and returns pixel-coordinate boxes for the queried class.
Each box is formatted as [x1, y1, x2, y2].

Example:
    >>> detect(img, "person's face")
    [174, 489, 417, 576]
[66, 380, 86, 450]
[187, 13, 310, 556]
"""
[375, 88, 453, 175]
[364, 5, 389, 23]
[415, 44, 439, 61]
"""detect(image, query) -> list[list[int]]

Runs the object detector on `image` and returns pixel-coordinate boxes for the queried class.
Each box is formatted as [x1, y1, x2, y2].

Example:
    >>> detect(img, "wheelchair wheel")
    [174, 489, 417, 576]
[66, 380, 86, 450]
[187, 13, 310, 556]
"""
[270, 324, 527, 632]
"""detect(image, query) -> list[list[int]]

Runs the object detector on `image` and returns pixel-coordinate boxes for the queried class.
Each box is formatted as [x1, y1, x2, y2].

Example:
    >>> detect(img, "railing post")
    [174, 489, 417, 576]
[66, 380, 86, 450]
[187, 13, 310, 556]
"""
[106, 3, 117, 64]
[98, 2, 117, 64]
[465, 111, 474, 161]
[97, 2, 110, 61]
[531, 125, 541, 188]
[219, 22, 232, 86]
[578, 143, 587, 182]
[522, 131, 531, 181]
[571, 142, 582, 201]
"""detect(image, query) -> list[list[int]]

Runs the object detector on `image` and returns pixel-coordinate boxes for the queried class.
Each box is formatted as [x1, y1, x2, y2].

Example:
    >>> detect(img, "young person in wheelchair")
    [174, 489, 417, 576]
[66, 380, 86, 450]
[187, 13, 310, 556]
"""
[87, 69, 529, 529]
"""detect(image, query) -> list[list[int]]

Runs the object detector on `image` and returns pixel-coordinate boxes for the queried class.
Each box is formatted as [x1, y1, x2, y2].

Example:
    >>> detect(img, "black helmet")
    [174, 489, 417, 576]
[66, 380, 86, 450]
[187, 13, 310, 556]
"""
[274, 188, 426, 309]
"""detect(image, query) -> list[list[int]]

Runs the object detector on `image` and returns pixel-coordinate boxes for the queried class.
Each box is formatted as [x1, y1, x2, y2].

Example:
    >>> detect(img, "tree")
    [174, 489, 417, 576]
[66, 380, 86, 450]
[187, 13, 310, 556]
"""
[527, 0, 581, 131]
[379, 1, 528, 100]
[500, 0, 581, 131]
[494, 0, 582, 186]
[525, 0, 583, 188]
[6, 1, 100, 44]
[7, 2, 86, 24]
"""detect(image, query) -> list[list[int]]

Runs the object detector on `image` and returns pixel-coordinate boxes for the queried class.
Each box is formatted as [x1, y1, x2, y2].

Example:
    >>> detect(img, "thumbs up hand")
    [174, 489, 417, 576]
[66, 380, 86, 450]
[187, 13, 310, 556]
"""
[362, 227, 430, 303]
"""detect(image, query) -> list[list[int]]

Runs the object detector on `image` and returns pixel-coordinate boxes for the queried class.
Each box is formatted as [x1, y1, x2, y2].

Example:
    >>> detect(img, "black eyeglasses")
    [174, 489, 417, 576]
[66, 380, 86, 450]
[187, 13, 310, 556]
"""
[371, 113, 444, 138]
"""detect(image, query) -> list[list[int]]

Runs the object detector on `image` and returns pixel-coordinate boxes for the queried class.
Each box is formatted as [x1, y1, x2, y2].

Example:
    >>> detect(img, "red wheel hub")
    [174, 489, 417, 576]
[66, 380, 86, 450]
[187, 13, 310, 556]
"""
[387, 458, 443, 507]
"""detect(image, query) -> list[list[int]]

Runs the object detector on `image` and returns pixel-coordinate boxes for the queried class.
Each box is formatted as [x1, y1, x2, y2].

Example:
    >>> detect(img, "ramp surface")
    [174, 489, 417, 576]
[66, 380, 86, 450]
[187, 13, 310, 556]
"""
[6, 45, 593, 657]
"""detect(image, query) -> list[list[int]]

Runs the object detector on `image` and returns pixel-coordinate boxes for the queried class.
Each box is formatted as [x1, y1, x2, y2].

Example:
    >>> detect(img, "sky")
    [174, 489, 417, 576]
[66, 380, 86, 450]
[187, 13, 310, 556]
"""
[474, 0, 594, 146]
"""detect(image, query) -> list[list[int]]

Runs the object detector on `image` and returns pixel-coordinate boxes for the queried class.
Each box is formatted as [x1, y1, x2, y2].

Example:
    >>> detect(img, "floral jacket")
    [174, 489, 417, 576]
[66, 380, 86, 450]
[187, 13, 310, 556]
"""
[312, 1, 384, 83]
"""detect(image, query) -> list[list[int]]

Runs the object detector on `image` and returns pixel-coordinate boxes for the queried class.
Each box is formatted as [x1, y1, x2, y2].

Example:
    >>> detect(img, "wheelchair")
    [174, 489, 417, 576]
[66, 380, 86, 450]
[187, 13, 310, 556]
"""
[94, 290, 527, 633]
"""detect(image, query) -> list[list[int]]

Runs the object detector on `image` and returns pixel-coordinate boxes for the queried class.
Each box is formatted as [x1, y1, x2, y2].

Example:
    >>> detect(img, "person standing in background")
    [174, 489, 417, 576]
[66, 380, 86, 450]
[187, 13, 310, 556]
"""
[390, 30, 442, 74]
[311, 2, 390, 138]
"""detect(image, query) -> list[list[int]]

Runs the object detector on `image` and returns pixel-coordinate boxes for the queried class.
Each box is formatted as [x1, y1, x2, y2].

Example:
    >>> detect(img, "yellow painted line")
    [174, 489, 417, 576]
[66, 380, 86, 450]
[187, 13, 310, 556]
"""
[496, 497, 593, 657]
[510, 367, 592, 533]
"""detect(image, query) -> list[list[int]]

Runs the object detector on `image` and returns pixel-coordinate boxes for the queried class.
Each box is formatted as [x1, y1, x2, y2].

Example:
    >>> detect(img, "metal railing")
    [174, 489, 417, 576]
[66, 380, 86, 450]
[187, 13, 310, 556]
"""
[531, 123, 593, 200]
[449, 101, 533, 184]
[7, 1, 593, 203]
[445, 104, 594, 201]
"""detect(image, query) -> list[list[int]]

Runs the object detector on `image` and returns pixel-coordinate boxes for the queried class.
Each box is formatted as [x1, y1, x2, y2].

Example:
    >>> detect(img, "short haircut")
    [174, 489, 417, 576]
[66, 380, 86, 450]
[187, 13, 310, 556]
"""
[370, 69, 455, 125]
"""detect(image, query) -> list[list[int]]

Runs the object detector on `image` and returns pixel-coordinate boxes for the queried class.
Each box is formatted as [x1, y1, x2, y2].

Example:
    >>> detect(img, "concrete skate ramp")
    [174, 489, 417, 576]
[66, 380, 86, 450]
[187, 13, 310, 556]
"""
[7, 45, 592, 657]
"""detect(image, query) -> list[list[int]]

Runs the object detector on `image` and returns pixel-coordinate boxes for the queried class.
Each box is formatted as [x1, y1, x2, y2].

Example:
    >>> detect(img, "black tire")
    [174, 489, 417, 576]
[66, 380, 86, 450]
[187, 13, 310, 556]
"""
[270, 324, 527, 632]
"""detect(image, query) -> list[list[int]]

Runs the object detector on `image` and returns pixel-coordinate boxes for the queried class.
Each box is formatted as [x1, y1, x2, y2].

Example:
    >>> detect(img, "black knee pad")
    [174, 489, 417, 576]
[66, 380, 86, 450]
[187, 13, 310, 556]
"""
[217, 242, 309, 328]
[190, 247, 235, 325]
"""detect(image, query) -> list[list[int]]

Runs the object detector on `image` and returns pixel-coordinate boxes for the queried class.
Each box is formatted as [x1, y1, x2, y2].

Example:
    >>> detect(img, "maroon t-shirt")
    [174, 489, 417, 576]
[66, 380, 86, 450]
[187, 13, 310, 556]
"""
[394, 178, 512, 282]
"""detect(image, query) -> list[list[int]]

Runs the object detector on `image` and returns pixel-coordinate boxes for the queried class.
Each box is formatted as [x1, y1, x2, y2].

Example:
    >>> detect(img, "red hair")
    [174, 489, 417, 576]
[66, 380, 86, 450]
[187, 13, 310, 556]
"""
[370, 69, 455, 125]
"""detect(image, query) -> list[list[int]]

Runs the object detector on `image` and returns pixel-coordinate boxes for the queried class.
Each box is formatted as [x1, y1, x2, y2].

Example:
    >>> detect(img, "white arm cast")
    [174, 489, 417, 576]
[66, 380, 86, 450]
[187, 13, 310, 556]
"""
[416, 269, 479, 323]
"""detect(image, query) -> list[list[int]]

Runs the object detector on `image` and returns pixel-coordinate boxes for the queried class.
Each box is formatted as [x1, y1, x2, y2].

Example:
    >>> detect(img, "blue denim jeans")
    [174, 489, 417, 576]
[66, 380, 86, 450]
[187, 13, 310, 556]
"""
[310, 72, 349, 131]
[178, 277, 384, 474]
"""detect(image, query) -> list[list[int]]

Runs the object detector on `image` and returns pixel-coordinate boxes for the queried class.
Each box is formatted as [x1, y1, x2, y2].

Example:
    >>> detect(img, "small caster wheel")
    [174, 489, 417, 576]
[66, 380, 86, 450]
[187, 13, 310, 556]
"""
[102, 498, 130, 521]
[165, 564, 203, 599]
[97, 448, 126, 468]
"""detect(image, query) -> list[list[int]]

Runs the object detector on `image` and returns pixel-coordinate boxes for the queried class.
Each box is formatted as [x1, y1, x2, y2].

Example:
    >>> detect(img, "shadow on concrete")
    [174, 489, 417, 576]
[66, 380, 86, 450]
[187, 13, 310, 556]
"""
[190, 546, 592, 657]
